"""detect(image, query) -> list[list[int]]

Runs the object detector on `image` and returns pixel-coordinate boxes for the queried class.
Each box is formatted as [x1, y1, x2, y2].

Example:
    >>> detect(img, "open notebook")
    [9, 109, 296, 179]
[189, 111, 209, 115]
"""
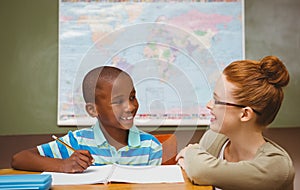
[43, 164, 184, 185]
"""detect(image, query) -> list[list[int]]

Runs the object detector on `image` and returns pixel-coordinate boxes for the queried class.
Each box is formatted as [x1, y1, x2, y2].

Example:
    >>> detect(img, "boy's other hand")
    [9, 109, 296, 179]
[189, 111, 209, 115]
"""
[61, 150, 94, 173]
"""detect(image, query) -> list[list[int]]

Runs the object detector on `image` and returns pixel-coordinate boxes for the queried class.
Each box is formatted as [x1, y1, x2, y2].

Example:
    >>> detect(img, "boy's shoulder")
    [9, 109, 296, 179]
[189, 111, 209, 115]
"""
[135, 128, 160, 145]
[67, 127, 95, 139]
[68, 125, 161, 145]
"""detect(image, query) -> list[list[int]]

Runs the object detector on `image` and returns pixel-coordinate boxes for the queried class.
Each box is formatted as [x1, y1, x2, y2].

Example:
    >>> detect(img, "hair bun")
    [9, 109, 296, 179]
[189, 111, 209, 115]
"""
[260, 56, 290, 88]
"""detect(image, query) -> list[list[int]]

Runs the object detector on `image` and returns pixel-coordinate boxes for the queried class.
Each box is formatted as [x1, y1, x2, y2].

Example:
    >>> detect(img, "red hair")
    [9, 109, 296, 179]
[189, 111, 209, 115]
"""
[223, 56, 289, 126]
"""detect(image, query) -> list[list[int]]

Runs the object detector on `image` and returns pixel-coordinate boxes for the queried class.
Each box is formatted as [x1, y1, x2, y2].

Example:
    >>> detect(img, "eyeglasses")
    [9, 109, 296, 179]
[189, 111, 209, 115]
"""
[214, 100, 261, 115]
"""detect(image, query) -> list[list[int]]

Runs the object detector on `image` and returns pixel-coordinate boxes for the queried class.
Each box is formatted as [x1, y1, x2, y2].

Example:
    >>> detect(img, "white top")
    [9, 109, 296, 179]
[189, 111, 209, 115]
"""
[215, 140, 229, 190]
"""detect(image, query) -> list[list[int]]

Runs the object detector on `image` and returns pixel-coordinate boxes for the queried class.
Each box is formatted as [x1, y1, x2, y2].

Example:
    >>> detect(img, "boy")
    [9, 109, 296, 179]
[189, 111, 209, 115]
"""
[11, 66, 162, 173]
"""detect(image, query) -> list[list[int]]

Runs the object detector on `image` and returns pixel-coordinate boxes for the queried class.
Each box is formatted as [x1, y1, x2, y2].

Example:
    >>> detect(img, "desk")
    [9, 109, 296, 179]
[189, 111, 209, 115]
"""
[0, 168, 212, 190]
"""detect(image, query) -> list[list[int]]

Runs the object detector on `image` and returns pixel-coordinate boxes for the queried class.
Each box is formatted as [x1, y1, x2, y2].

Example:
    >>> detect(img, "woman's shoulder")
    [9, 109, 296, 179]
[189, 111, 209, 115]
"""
[259, 139, 294, 170]
[261, 138, 293, 161]
[257, 139, 295, 189]
[199, 129, 228, 156]
[201, 129, 226, 141]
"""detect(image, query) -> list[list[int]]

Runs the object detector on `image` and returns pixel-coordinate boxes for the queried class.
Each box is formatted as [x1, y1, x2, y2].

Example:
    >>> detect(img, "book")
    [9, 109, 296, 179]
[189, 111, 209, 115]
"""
[0, 174, 52, 190]
[42, 164, 184, 185]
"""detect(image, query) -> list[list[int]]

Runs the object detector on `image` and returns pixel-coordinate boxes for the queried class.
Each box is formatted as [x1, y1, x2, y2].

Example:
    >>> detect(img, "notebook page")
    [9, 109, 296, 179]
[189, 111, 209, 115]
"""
[110, 165, 184, 183]
[42, 165, 113, 185]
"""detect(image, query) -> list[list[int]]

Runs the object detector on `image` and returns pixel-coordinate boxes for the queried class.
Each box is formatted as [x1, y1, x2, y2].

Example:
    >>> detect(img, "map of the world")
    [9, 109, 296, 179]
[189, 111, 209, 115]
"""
[58, 0, 244, 126]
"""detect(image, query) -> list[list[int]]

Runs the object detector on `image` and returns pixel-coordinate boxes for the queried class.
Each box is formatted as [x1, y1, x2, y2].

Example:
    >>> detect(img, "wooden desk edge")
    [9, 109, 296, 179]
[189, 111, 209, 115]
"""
[0, 168, 213, 190]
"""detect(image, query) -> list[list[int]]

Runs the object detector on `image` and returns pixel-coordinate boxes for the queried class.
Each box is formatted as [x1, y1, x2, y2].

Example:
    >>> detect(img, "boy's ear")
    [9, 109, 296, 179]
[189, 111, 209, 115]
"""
[85, 103, 98, 117]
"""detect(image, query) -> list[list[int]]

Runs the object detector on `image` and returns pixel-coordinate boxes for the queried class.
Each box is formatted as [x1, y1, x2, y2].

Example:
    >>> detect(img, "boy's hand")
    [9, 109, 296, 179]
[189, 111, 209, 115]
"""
[61, 150, 94, 173]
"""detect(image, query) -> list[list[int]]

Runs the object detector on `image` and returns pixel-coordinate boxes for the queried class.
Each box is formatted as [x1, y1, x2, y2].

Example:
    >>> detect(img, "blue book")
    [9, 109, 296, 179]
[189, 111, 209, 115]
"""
[0, 174, 52, 190]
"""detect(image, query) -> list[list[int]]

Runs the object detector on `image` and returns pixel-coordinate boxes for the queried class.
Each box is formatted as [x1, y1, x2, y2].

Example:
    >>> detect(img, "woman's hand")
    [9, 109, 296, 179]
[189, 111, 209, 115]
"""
[176, 144, 197, 170]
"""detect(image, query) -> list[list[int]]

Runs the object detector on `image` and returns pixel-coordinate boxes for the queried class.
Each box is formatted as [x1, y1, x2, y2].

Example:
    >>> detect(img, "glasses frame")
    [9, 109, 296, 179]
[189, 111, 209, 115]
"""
[214, 100, 261, 115]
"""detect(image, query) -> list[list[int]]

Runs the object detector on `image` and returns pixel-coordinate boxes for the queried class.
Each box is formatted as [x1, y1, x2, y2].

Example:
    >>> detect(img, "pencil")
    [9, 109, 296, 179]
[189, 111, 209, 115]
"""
[52, 135, 75, 152]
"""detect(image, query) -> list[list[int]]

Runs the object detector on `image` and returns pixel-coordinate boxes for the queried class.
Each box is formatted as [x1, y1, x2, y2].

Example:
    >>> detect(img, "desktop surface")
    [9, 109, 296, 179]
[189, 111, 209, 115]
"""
[0, 168, 212, 190]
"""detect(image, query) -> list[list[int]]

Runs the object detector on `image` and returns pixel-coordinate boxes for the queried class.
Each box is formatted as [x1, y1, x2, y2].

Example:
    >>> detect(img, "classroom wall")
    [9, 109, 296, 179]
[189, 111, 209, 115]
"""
[245, 0, 300, 127]
[0, 0, 299, 136]
[0, 0, 74, 135]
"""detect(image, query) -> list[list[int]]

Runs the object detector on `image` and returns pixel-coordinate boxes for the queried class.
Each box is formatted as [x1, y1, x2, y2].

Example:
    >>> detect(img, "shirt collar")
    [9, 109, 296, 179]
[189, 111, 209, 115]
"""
[128, 125, 141, 147]
[93, 121, 141, 147]
[93, 121, 107, 146]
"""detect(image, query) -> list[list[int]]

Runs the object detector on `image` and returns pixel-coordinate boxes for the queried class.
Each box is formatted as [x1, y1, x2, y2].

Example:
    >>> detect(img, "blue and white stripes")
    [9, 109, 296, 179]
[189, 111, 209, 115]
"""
[37, 122, 162, 166]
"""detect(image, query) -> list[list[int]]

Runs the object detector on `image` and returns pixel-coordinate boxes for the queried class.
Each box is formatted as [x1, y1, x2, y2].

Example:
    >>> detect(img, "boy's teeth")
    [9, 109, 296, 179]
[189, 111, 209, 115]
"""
[121, 116, 133, 120]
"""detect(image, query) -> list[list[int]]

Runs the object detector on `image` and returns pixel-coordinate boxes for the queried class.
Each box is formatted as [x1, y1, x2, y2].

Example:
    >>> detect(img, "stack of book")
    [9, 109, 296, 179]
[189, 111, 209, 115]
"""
[0, 174, 52, 189]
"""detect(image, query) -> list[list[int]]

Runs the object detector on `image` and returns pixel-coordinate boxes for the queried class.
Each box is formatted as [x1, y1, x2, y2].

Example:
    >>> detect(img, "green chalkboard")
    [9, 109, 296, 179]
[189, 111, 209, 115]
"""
[0, 0, 299, 135]
[0, 0, 74, 135]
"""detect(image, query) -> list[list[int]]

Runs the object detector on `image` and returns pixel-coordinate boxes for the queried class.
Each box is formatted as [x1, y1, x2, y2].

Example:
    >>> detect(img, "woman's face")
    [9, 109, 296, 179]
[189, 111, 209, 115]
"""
[206, 74, 243, 135]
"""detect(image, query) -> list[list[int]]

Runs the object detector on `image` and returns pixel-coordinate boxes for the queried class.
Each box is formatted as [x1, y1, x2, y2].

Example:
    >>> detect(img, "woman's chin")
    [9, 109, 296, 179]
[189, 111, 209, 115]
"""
[209, 123, 221, 133]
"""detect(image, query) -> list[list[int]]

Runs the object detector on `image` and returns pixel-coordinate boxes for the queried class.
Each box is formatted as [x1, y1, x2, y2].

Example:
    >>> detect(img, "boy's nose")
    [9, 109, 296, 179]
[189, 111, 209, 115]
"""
[124, 101, 136, 112]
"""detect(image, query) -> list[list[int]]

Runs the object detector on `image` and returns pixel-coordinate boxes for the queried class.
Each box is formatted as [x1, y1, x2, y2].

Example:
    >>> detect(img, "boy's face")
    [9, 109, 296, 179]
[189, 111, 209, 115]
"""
[94, 74, 139, 130]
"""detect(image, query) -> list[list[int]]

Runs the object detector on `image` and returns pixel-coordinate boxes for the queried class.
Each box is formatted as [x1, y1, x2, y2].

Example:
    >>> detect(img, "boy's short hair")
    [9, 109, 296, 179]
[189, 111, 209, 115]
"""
[82, 66, 129, 103]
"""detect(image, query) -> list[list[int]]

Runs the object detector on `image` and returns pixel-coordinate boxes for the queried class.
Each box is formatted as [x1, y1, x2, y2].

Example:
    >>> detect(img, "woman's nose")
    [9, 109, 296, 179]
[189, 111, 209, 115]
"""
[206, 99, 213, 110]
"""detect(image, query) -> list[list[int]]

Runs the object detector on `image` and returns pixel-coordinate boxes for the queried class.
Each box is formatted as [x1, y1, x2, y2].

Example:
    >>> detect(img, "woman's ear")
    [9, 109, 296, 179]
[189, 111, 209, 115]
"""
[240, 107, 255, 122]
[85, 103, 98, 117]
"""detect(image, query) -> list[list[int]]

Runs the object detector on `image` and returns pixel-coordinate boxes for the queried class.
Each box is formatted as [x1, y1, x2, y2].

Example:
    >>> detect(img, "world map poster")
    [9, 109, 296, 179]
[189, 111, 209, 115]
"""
[58, 0, 244, 126]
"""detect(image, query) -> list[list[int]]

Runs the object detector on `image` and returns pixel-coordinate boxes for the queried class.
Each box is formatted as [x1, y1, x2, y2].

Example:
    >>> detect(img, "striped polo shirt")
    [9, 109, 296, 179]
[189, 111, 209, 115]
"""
[37, 122, 162, 166]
